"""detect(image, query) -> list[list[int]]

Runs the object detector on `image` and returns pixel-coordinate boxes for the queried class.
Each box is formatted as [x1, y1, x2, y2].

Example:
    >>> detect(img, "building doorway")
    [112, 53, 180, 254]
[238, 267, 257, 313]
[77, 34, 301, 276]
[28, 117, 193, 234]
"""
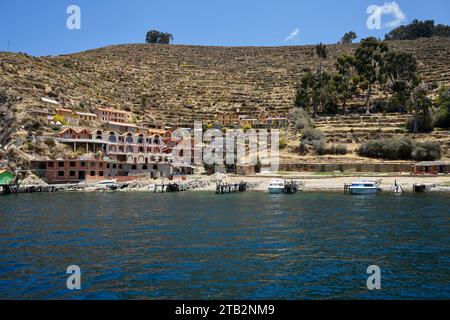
[78, 171, 86, 180]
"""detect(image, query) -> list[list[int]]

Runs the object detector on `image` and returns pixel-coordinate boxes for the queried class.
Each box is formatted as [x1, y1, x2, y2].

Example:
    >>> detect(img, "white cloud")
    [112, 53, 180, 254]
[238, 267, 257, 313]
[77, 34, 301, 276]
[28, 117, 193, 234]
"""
[285, 28, 300, 42]
[380, 1, 406, 28]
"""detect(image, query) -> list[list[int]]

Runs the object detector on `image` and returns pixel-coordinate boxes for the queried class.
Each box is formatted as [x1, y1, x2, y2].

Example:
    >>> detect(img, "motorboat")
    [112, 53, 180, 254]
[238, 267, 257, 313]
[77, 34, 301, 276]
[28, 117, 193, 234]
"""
[348, 179, 381, 194]
[268, 179, 285, 194]
[94, 179, 118, 191]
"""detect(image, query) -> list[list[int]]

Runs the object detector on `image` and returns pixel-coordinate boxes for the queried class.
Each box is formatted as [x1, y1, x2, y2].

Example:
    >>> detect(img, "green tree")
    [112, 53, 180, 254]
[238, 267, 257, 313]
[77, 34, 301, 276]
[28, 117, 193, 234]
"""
[333, 54, 360, 113]
[145, 30, 173, 44]
[294, 71, 317, 114]
[408, 84, 433, 133]
[355, 37, 389, 114]
[382, 50, 433, 133]
[433, 86, 450, 128]
[315, 43, 328, 76]
[159, 32, 174, 44]
[294, 70, 335, 117]
[339, 31, 357, 44]
[385, 19, 450, 40]
[382, 51, 420, 111]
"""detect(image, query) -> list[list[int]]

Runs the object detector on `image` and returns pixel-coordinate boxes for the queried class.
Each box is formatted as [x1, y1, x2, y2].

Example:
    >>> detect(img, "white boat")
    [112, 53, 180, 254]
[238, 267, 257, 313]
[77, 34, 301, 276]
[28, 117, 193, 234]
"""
[390, 181, 404, 195]
[94, 179, 118, 191]
[268, 179, 285, 194]
[96, 179, 117, 185]
[349, 179, 381, 194]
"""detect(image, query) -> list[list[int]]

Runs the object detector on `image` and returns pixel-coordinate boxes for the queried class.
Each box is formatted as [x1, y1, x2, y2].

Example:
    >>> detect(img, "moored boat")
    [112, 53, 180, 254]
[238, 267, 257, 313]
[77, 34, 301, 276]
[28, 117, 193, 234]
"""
[268, 179, 285, 194]
[349, 179, 381, 194]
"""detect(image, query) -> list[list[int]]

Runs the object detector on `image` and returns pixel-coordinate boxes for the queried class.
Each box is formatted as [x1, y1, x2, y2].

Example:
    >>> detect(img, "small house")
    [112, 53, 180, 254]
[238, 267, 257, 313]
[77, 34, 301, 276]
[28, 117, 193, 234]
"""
[412, 161, 450, 174]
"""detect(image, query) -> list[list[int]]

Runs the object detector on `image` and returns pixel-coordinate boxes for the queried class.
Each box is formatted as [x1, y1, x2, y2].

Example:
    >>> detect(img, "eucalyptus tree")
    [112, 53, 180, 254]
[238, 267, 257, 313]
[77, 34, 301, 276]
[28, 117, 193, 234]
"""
[339, 31, 357, 44]
[333, 54, 361, 113]
[354, 37, 389, 114]
[381, 50, 433, 133]
[145, 30, 174, 44]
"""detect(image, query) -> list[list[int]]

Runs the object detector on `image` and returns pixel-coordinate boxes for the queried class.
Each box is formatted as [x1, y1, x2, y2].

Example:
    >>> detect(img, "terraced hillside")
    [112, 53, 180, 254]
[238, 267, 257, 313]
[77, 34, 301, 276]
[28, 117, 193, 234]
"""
[281, 113, 450, 163]
[1, 37, 450, 129]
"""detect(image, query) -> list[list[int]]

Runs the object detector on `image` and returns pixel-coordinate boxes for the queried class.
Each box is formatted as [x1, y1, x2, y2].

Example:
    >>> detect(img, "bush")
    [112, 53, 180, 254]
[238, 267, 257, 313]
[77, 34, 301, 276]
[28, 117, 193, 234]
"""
[301, 127, 325, 143]
[290, 107, 312, 131]
[279, 138, 288, 149]
[372, 99, 402, 113]
[412, 141, 441, 161]
[433, 108, 450, 128]
[311, 139, 327, 155]
[358, 138, 440, 160]
[405, 114, 433, 132]
[329, 144, 348, 155]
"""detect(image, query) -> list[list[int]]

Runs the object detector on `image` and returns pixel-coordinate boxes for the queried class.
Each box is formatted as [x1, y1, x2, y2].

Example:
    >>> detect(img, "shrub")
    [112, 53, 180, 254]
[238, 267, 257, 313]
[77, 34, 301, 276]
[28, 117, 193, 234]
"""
[372, 99, 402, 113]
[358, 138, 440, 160]
[309, 141, 348, 155]
[298, 142, 308, 155]
[412, 141, 441, 161]
[433, 108, 450, 128]
[290, 107, 312, 131]
[279, 138, 288, 149]
[329, 144, 348, 155]
[311, 139, 327, 155]
[405, 113, 433, 132]
[301, 127, 325, 143]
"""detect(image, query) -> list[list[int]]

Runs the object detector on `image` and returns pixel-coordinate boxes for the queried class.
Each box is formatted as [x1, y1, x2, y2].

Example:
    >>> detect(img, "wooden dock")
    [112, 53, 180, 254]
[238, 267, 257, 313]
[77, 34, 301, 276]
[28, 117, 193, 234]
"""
[216, 182, 248, 194]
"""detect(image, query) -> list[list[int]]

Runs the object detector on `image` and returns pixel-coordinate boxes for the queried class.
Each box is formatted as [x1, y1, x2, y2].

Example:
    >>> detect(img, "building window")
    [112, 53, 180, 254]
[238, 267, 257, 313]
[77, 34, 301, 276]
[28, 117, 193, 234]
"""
[99, 171, 104, 177]
[143, 165, 148, 170]
[69, 171, 76, 177]
[131, 165, 137, 170]
[58, 171, 64, 177]
[99, 162, 103, 168]
[90, 171, 95, 176]
[47, 162, 54, 168]
[90, 162, 96, 167]
[70, 162, 76, 167]
[80, 162, 85, 167]
[58, 162, 64, 167]
[113, 164, 117, 169]
[106, 163, 110, 169]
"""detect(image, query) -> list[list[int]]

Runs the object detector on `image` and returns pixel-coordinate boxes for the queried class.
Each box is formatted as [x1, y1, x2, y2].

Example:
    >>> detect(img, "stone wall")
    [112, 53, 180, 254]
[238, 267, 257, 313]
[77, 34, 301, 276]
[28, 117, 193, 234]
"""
[279, 162, 415, 173]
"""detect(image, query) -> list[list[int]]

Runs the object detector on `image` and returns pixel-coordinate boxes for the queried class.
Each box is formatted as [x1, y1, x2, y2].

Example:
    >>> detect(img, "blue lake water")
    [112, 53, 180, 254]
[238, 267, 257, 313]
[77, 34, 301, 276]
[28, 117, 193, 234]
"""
[0, 191, 449, 299]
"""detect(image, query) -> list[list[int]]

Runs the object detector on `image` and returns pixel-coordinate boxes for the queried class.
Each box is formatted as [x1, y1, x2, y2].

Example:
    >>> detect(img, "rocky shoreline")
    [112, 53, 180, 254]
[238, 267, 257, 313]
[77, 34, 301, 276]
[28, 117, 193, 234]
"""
[5, 173, 450, 194]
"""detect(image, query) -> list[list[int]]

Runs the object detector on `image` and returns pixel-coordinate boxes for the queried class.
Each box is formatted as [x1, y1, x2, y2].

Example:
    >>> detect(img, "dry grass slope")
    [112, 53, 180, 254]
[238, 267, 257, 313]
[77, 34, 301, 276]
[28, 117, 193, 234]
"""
[1, 38, 449, 128]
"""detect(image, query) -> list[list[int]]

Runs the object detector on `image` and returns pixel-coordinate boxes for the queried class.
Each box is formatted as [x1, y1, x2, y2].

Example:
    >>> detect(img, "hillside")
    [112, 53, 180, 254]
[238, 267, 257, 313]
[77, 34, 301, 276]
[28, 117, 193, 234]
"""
[1, 37, 450, 130]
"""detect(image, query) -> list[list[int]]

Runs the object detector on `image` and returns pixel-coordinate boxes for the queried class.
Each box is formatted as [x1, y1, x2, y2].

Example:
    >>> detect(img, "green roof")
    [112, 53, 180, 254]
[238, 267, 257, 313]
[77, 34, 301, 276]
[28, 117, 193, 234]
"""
[0, 170, 14, 185]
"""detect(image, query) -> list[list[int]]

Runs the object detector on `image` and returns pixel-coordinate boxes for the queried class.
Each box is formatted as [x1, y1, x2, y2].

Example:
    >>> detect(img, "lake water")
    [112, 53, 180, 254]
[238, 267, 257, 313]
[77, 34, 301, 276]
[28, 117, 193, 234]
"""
[0, 191, 449, 299]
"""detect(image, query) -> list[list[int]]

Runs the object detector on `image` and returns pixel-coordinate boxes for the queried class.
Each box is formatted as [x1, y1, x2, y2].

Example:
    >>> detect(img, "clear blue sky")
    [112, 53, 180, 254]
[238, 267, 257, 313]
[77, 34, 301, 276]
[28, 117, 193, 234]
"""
[0, 0, 449, 56]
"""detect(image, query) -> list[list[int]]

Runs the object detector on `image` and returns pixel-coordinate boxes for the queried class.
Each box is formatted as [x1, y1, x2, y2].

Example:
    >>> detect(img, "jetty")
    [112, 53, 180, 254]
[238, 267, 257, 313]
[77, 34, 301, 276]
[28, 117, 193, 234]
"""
[283, 180, 300, 194]
[215, 181, 248, 194]
[413, 183, 436, 193]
